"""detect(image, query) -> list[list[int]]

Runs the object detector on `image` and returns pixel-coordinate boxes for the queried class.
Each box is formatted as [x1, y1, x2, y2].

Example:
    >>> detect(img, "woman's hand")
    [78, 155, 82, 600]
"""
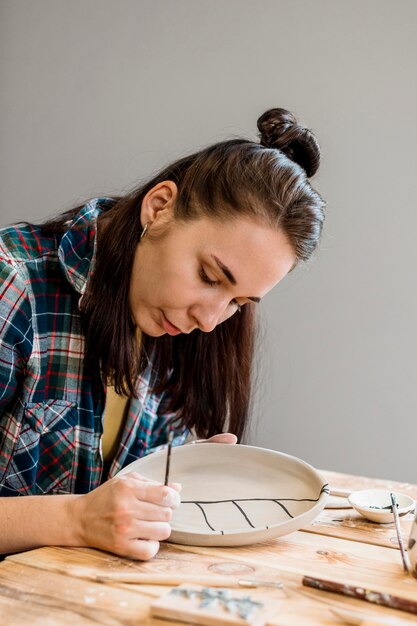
[71, 435, 235, 559]
[72, 473, 181, 560]
[190, 432, 238, 444]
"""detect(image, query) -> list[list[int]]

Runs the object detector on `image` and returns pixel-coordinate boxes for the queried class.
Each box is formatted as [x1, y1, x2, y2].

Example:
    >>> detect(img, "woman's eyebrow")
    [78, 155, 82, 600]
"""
[211, 255, 261, 303]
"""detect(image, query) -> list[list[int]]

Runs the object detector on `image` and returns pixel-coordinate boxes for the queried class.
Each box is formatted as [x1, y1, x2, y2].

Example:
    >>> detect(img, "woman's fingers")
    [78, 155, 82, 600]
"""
[124, 539, 161, 561]
[122, 472, 158, 483]
[127, 499, 174, 522]
[124, 519, 172, 542]
[116, 474, 181, 509]
[195, 433, 237, 444]
[209, 433, 237, 444]
[122, 471, 182, 493]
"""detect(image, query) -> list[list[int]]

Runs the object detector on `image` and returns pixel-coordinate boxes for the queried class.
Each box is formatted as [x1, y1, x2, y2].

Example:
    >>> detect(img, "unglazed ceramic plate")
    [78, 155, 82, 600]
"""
[117, 443, 329, 546]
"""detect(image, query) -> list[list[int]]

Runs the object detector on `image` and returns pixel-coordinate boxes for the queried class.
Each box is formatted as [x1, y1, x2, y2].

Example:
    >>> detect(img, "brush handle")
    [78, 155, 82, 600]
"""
[303, 575, 417, 615]
[329, 488, 352, 498]
[65, 568, 242, 586]
[390, 492, 411, 574]
[99, 573, 246, 586]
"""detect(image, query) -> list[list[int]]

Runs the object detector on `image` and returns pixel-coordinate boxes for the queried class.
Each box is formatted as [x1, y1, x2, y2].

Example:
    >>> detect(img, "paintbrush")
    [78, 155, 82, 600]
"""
[303, 575, 417, 615]
[164, 431, 174, 486]
[390, 492, 411, 574]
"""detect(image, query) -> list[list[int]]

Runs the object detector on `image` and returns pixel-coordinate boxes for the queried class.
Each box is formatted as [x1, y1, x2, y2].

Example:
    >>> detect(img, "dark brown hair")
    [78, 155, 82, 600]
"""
[41, 108, 325, 441]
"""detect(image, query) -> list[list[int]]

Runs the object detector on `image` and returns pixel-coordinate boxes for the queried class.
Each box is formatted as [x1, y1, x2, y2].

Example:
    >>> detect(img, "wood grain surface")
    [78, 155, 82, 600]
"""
[1, 470, 417, 626]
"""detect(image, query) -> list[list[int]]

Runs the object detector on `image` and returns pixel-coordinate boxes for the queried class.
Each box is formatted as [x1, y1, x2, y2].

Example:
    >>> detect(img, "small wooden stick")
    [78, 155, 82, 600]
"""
[329, 488, 352, 498]
[56, 565, 234, 586]
[164, 431, 174, 486]
[302, 575, 417, 615]
[63, 569, 280, 588]
[390, 492, 411, 574]
[96, 572, 244, 586]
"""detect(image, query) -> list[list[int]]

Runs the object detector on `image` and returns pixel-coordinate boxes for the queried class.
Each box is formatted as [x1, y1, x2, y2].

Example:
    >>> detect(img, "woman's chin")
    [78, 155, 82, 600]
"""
[138, 323, 166, 338]
[132, 313, 165, 338]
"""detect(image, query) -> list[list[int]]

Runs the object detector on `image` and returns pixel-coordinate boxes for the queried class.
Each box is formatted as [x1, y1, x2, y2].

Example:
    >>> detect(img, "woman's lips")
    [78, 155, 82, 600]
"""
[161, 313, 182, 336]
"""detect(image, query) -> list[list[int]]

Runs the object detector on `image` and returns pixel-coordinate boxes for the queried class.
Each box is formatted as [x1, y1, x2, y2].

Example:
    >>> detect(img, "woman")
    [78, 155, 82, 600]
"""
[0, 108, 325, 559]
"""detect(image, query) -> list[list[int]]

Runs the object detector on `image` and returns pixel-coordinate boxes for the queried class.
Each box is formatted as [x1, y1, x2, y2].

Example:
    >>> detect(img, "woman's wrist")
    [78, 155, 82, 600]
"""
[34, 494, 86, 548]
[63, 494, 87, 547]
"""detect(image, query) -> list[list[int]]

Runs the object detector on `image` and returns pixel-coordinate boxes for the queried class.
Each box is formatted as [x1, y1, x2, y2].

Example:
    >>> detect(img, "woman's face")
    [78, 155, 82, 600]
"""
[129, 183, 296, 337]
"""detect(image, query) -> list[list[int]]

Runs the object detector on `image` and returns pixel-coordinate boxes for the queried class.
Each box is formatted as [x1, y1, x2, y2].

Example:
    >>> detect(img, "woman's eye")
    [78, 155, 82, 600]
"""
[231, 299, 242, 312]
[199, 267, 219, 287]
[199, 267, 242, 312]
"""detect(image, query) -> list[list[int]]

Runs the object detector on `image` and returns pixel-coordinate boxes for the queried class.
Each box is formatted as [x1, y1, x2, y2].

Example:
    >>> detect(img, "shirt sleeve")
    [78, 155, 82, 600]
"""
[0, 259, 33, 414]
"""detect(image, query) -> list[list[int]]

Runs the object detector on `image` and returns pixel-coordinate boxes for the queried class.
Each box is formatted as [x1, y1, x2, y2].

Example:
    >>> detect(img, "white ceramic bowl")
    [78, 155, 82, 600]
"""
[348, 489, 415, 523]
[117, 443, 329, 546]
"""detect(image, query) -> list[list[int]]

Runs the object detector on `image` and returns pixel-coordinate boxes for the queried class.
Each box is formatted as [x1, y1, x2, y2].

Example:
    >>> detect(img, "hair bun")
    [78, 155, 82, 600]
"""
[257, 108, 320, 177]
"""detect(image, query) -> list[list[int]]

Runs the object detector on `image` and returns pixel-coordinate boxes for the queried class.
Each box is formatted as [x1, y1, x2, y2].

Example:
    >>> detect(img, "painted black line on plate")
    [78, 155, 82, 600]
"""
[194, 502, 216, 532]
[231, 500, 256, 528]
[272, 499, 294, 519]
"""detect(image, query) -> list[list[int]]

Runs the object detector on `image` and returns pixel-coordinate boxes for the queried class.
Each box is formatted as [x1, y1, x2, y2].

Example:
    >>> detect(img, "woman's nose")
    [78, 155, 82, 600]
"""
[192, 299, 230, 333]
[196, 309, 221, 333]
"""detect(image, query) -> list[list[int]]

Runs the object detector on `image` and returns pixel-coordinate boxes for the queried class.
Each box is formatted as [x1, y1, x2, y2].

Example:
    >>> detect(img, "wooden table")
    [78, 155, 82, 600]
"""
[1, 470, 417, 625]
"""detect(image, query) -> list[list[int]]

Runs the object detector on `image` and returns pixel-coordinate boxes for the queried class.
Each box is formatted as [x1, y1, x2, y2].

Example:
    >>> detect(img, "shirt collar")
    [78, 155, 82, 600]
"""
[58, 198, 115, 296]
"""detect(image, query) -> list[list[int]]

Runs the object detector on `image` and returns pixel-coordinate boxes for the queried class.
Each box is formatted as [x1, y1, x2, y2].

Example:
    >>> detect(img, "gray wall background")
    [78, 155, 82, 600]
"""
[1, 0, 416, 481]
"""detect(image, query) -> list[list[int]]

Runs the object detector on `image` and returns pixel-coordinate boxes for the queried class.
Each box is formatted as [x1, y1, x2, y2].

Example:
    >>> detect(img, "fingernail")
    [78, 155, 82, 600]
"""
[163, 490, 180, 508]
[170, 482, 182, 492]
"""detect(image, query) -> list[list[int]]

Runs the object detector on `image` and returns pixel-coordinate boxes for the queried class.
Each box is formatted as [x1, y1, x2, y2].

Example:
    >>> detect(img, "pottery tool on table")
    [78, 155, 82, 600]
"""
[407, 506, 417, 577]
[390, 492, 411, 574]
[60, 567, 286, 588]
[150, 583, 281, 626]
[326, 488, 352, 509]
[58, 565, 417, 621]
[95, 573, 263, 586]
[164, 431, 174, 485]
[302, 575, 417, 615]
[329, 488, 415, 574]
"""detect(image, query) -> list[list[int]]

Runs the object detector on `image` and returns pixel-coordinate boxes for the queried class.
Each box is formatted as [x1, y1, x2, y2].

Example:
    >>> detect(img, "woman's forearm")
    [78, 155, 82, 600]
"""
[0, 494, 82, 555]
[0, 475, 181, 560]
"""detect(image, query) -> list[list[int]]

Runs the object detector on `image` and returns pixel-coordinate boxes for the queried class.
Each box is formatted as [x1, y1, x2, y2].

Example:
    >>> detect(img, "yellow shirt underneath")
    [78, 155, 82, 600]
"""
[102, 329, 142, 463]
[102, 386, 130, 462]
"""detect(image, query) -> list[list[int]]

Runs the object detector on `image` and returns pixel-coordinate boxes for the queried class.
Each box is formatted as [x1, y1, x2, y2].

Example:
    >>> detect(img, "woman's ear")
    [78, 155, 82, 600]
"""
[140, 180, 178, 229]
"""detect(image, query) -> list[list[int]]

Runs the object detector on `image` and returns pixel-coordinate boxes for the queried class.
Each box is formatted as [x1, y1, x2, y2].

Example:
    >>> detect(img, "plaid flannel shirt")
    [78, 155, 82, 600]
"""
[0, 199, 188, 497]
